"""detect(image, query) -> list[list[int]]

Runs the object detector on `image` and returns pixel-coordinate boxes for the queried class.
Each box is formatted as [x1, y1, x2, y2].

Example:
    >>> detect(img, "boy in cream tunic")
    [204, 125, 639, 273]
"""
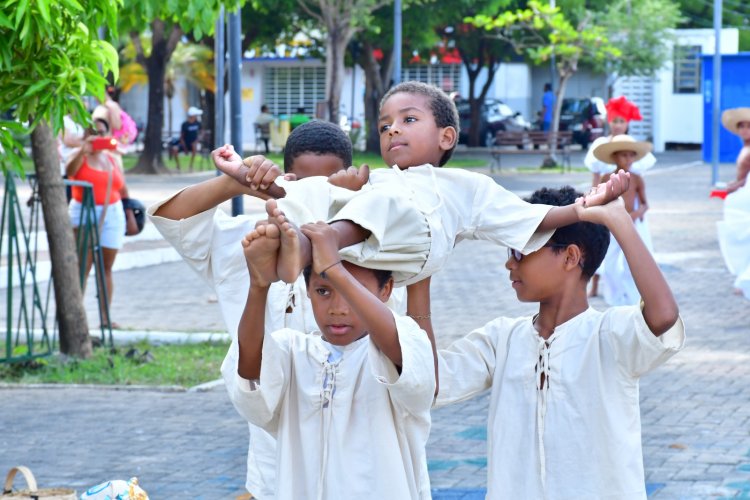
[225, 217, 435, 499]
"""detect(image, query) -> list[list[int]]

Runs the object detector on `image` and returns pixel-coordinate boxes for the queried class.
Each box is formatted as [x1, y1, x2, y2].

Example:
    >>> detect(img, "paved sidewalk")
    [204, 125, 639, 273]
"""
[2, 152, 750, 498]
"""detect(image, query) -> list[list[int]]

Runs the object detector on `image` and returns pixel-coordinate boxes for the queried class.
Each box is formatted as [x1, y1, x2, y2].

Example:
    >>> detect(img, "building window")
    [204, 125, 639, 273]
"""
[263, 65, 326, 116]
[673, 45, 701, 94]
[402, 64, 461, 93]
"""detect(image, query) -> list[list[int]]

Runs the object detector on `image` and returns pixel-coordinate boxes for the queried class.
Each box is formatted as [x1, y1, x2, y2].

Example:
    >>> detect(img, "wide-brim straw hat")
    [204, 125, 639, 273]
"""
[721, 107, 750, 135]
[593, 134, 652, 164]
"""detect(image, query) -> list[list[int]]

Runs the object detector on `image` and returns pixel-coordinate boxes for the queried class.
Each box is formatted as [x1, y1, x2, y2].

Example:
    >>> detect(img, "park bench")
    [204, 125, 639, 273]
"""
[489, 130, 573, 172]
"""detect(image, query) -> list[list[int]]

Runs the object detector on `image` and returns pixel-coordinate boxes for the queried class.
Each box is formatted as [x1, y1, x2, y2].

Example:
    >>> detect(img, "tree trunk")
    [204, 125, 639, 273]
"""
[359, 40, 392, 155]
[542, 71, 572, 167]
[460, 43, 498, 147]
[30, 122, 92, 358]
[132, 22, 181, 174]
[326, 26, 352, 125]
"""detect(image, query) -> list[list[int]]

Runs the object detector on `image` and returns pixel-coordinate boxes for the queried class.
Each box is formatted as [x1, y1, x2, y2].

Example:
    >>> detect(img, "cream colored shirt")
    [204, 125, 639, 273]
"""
[224, 312, 436, 500]
[436, 306, 685, 500]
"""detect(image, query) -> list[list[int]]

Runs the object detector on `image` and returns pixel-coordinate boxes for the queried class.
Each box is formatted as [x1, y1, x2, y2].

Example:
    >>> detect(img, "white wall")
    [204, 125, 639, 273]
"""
[651, 28, 739, 152]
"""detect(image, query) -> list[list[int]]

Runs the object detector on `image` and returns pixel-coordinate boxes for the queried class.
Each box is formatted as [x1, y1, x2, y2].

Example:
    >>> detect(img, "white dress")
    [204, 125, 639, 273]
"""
[277, 164, 554, 286]
[435, 306, 685, 500]
[717, 185, 750, 299]
[223, 312, 436, 500]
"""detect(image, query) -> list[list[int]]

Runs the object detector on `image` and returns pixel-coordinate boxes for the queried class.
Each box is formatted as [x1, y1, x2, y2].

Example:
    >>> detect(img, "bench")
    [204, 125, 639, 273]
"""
[489, 130, 573, 172]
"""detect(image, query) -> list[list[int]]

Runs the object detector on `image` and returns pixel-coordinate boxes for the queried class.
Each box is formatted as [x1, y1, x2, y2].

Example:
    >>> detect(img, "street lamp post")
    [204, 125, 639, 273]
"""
[228, 9, 243, 216]
[393, 0, 402, 86]
[711, 0, 722, 186]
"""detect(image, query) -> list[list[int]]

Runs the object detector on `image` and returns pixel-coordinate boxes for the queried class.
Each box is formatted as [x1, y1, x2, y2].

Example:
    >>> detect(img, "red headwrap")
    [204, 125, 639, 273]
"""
[605, 96, 642, 123]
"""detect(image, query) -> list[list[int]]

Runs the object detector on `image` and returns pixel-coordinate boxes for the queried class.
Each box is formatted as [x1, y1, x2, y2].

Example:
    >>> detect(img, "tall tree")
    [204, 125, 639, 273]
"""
[472, 0, 620, 163]
[298, 0, 393, 125]
[677, 0, 749, 51]
[353, 1, 438, 153]
[119, 0, 241, 174]
[0, 0, 120, 357]
[437, 0, 518, 147]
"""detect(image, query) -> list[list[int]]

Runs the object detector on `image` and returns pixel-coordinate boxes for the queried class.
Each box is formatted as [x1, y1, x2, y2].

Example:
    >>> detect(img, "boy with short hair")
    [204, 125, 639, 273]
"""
[421, 186, 684, 499]
[225, 217, 435, 499]
[148, 119, 353, 498]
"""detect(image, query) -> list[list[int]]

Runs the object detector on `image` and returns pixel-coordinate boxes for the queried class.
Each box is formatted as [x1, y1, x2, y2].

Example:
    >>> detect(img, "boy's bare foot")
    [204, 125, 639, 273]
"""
[264, 200, 312, 283]
[242, 222, 281, 286]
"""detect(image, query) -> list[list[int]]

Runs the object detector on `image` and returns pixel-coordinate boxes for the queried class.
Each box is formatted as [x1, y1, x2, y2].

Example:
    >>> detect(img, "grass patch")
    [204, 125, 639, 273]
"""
[0, 340, 229, 387]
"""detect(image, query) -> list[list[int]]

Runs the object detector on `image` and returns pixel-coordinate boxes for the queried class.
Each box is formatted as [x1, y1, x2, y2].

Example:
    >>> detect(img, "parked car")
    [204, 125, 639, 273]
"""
[456, 98, 532, 147]
[558, 97, 606, 148]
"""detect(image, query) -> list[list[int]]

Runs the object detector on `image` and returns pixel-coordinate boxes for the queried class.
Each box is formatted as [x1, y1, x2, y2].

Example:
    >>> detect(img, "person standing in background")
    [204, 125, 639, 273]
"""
[541, 83, 555, 132]
[255, 105, 274, 153]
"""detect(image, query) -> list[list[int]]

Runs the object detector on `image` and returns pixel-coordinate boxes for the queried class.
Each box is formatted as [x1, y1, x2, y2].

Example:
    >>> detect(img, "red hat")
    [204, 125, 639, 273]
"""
[605, 96, 642, 122]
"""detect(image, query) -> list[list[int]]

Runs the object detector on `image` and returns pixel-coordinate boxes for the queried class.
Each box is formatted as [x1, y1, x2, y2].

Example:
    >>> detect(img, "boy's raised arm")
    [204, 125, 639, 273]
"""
[155, 146, 286, 220]
[579, 198, 679, 336]
[301, 222, 402, 367]
[236, 224, 279, 380]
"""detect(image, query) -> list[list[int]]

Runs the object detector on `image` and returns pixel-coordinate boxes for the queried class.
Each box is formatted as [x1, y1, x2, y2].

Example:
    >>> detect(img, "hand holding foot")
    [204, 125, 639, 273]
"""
[241, 222, 281, 287]
[265, 199, 311, 283]
[328, 164, 370, 191]
[300, 221, 343, 276]
[584, 170, 630, 207]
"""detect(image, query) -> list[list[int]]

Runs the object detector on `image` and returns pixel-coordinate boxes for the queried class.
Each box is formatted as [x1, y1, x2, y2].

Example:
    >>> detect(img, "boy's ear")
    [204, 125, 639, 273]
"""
[439, 126, 458, 151]
[378, 277, 394, 303]
[564, 245, 584, 272]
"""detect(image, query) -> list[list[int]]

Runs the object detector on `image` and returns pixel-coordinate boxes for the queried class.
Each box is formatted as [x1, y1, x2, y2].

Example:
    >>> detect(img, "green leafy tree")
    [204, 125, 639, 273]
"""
[298, 0, 395, 125]
[472, 0, 620, 163]
[353, 0, 439, 153]
[595, 0, 682, 80]
[0, 0, 120, 357]
[677, 0, 749, 51]
[435, 0, 520, 147]
[119, 0, 241, 174]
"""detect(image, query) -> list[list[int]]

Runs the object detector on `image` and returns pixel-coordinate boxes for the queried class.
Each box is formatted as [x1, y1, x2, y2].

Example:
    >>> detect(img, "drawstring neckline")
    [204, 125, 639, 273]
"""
[533, 318, 558, 495]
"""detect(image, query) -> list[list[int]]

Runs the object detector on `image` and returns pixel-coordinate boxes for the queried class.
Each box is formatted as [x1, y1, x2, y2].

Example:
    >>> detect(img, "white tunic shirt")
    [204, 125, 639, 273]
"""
[436, 306, 685, 500]
[224, 312, 436, 500]
[278, 165, 554, 286]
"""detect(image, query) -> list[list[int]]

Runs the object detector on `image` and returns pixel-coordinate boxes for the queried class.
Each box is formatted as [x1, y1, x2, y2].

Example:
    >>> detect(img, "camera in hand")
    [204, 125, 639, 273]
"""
[91, 136, 118, 151]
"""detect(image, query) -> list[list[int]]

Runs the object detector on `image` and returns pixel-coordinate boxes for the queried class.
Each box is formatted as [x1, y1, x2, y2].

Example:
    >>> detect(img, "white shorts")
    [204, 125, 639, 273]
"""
[69, 199, 126, 250]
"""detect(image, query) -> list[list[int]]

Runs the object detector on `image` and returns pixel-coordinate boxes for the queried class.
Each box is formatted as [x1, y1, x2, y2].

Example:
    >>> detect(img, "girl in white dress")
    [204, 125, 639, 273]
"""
[717, 107, 750, 299]
[586, 96, 656, 296]
[592, 135, 655, 306]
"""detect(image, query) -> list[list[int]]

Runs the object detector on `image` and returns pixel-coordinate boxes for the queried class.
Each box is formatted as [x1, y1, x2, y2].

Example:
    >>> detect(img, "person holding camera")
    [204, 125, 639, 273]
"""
[66, 109, 132, 329]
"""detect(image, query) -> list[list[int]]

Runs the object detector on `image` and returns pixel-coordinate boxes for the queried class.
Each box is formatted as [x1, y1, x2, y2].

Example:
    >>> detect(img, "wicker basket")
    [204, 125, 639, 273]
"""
[1, 466, 76, 500]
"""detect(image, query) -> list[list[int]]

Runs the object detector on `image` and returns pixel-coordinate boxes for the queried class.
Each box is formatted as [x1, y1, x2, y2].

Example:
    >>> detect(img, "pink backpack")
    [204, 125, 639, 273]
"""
[113, 110, 138, 145]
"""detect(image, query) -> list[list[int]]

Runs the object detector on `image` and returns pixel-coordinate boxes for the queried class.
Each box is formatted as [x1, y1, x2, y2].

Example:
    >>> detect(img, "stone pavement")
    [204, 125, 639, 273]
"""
[2, 151, 750, 498]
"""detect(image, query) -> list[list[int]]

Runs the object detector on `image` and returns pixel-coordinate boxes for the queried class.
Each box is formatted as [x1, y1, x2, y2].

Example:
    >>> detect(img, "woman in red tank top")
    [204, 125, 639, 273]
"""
[66, 115, 131, 329]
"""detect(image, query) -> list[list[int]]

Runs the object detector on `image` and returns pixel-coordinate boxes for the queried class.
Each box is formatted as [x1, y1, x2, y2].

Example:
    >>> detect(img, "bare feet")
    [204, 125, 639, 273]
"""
[264, 199, 311, 283]
[241, 222, 281, 286]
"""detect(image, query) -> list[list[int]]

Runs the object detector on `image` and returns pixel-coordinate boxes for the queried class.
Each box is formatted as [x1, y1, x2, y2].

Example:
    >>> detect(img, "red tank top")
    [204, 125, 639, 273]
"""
[71, 155, 124, 205]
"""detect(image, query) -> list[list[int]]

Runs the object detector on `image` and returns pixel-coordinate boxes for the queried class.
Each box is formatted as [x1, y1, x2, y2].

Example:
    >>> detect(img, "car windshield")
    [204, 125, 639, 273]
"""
[561, 99, 586, 114]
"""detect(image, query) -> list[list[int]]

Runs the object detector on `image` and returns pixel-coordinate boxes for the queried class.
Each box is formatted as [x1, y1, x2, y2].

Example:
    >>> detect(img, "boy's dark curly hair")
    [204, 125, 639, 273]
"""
[380, 81, 460, 167]
[303, 264, 393, 290]
[283, 120, 353, 173]
[525, 186, 610, 279]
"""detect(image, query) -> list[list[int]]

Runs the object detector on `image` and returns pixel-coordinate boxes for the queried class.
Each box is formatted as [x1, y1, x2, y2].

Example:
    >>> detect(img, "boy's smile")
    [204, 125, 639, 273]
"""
[378, 93, 455, 168]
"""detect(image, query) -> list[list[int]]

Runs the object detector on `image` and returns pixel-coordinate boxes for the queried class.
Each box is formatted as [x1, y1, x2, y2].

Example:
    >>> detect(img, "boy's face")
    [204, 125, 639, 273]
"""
[378, 92, 456, 168]
[505, 244, 579, 302]
[290, 153, 346, 179]
[612, 150, 636, 171]
[307, 262, 393, 346]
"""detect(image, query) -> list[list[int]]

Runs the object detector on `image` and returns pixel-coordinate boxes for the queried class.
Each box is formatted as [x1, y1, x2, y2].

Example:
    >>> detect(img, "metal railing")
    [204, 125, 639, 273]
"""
[1, 174, 111, 363]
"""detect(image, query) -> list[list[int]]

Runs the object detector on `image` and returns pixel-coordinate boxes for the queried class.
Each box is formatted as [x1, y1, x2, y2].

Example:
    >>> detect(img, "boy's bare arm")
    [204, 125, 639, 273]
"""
[579, 198, 679, 336]
[301, 222, 403, 367]
[236, 227, 277, 380]
[407, 278, 438, 394]
[155, 148, 287, 220]
[631, 177, 648, 221]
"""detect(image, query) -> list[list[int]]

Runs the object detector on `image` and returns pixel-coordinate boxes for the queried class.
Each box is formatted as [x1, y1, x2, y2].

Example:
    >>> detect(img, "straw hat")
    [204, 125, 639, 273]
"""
[593, 134, 652, 164]
[721, 107, 750, 135]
